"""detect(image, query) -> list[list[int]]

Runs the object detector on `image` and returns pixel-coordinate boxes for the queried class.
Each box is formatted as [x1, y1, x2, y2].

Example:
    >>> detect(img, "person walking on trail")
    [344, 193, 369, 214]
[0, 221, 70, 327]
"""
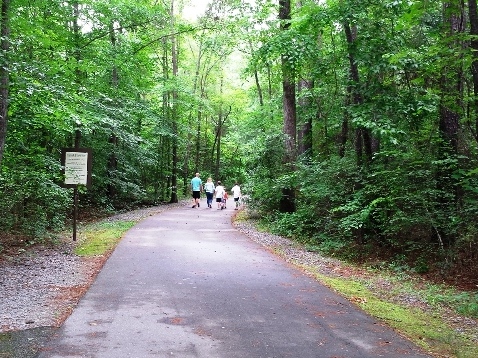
[204, 177, 215, 208]
[222, 189, 228, 209]
[214, 181, 225, 210]
[231, 183, 242, 210]
[191, 173, 202, 208]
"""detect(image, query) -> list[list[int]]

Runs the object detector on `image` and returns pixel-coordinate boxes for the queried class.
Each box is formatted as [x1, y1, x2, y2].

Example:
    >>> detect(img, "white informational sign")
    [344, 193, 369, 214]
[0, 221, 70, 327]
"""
[64, 151, 89, 185]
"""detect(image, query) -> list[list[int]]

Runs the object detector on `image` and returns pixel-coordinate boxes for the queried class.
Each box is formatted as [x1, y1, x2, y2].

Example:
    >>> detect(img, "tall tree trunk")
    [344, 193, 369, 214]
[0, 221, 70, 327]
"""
[170, 0, 178, 203]
[279, 0, 296, 213]
[213, 104, 231, 181]
[437, 1, 465, 241]
[343, 21, 374, 165]
[468, 0, 478, 142]
[214, 78, 224, 180]
[296, 0, 312, 159]
[247, 40, 264, 106]
[339, 93, 351, 158]
[439, 1, 463, 163]
[215, 115, 222, 181]
[183, 35, 204, 194]
[297, 79, 313, 158]
[107, 20, 119, 200]
[195, 109, 202, 172]
[0, 0, 10, 166]
[72, 1, 82, 82]
[110, 22, 119, 87]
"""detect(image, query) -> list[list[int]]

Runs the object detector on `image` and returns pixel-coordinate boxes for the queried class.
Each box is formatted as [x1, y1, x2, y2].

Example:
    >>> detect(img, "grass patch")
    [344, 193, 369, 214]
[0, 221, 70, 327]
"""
[75, 221, 136, 256]
[233, 210, 249, 222]
[420, 284, 478, 319]
[308, 270, 478, 358]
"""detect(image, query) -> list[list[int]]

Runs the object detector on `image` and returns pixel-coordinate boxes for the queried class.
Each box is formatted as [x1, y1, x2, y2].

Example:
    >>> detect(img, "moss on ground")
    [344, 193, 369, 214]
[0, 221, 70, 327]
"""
[74, 221, 135, 256]
[308, 270, 478, 358]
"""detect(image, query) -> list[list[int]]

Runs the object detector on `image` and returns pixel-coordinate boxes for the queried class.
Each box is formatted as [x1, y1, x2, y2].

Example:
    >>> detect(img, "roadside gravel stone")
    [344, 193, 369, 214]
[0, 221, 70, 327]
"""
[233, 218, 346, 277]
[0, 245, 83, 331]
[0, 202, 184, 333]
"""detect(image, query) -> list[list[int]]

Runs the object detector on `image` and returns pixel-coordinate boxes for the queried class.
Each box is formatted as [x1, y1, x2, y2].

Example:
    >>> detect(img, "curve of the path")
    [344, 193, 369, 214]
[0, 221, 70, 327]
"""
[36, 200, 431, 358]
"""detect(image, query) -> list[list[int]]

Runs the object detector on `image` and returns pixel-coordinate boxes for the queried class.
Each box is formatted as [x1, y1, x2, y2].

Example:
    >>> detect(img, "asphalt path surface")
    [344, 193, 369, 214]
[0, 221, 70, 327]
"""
[36, 200, 431, 358]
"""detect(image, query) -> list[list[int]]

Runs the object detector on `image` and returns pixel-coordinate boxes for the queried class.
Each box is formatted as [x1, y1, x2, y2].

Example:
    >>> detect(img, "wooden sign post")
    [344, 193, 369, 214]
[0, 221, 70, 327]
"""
[61, 147, 92, 241]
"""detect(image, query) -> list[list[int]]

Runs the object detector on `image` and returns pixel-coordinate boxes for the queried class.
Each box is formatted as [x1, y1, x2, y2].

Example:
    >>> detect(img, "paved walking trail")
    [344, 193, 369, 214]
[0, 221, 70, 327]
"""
[36, 199, 431, 358]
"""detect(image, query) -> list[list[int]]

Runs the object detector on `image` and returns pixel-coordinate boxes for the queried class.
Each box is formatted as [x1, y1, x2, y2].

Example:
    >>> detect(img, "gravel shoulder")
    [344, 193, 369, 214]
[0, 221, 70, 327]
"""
[0, 204, 183, 334]
[0, 203, 477, 357]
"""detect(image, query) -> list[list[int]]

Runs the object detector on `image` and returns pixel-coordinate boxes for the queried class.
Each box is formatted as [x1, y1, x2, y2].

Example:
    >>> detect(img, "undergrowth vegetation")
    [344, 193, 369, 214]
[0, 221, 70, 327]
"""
[247, 153, 478, 290]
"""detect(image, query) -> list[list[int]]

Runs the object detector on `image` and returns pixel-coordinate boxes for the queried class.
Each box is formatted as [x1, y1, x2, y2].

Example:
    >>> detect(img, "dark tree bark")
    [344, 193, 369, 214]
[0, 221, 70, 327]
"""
[107, 20, 118, 200]
[195, 109, 202, 172]
[468, 0, 478, 142]
[439, 1, 463, 160]
[212, 104, 231, 181]
[297, 79, 313, 158]
[248, 40, 264, 107]
[278, 0, 297, 213]
[343, 21, 374, 165]
[338, 118, 348, 158]
[109, 22, 119, 87]
[170, 0, 179, 203]
[338, 94, 350, 158]
[435, 1, 466, 246]
[0, 0, 10, 166]
[214, 79, 224, 181]
[296, 0, 313, 159]
[439, 2, 463, 153]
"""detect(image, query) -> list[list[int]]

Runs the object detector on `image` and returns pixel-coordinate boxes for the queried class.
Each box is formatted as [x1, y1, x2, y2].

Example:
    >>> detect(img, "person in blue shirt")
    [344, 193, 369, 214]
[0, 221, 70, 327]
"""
[190, 172, 203, 208]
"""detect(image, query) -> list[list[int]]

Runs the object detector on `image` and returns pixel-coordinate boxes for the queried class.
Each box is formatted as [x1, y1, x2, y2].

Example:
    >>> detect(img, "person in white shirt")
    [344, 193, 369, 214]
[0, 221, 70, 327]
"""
[203, 177, 215, 208]
[231, 183, 241, 210]
[214, 181, 225, 210]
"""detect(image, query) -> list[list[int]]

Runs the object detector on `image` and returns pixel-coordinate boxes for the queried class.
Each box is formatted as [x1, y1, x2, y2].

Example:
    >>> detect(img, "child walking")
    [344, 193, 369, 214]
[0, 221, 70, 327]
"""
[214, 181, 225, 210]
[222, 190, 228, 209]
[231, 183, 241, 210]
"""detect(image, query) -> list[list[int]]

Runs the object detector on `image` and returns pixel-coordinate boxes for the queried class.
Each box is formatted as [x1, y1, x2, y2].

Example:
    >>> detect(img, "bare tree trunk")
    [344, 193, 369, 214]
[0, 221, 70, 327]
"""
[297, 79, 313, 158]
[338, 92, 351, 158]
[439, 2, 463, 153]
[247, 40, 264, 107]
[170, 0, 178, 203]
[435, 1, 465, 245]
[279, 0, 296, 213]
[107, 19, 118, 200]
[468, 0, 478, 142]
[0, 0, 10, 166]
[343, 21, 374, 165]
[183, 37, 204, 194]
[296, 1, 312, 159]
[110, 22, 119, 87]
[212, 104, 231, 181]
[195, 109, 202, 172]
[214, 78, 224, 180]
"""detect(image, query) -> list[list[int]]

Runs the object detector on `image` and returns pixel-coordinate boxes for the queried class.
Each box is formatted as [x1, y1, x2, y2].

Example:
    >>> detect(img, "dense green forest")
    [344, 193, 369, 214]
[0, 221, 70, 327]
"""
[1, 0, 477, 285]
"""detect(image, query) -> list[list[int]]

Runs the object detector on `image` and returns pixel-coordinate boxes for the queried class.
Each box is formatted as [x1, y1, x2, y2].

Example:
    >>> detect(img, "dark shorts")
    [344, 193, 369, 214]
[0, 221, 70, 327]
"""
[192, 191, 201, 199]
[216, 198, 223, 203]
[234, 197, 239, 202]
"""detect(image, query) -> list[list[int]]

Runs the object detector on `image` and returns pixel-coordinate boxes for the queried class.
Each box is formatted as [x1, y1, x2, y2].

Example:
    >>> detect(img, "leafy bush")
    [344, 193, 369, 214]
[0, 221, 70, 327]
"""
[0, 165, 70, 238]
[247, 148, 478, 272]
[245, 133, 288, 215]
